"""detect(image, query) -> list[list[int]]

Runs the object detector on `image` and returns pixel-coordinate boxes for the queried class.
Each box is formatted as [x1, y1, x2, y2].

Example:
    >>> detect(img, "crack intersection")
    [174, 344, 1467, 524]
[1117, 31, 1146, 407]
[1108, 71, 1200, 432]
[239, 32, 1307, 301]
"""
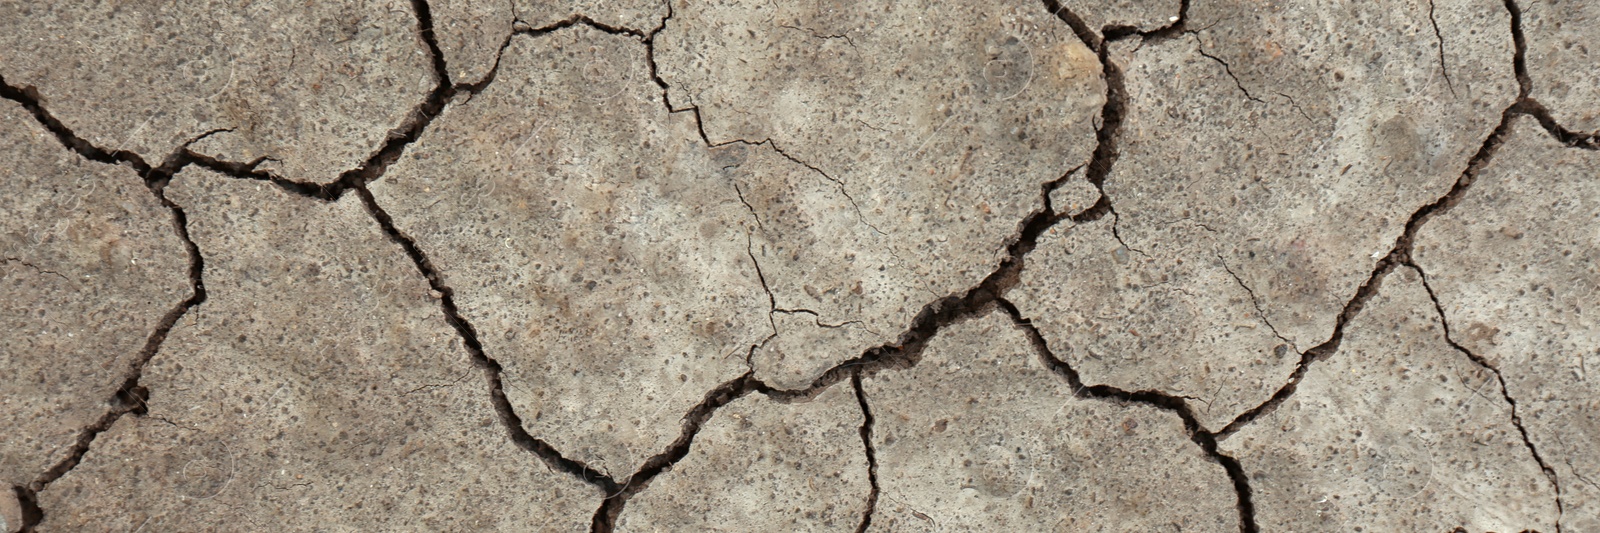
[997, 298, 1258, 532]
[2, 0, 1594, 530]
[1412, 263, 1565, 529]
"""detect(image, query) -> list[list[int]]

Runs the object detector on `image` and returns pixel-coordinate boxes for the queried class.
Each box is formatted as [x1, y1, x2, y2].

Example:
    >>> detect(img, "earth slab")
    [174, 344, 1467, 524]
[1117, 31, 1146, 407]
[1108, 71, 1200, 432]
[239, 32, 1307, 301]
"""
[1, 0, 1596, 531]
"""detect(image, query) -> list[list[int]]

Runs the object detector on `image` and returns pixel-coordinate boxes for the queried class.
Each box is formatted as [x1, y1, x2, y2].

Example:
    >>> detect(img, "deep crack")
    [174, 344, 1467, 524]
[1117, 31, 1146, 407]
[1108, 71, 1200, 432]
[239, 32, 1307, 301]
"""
[1502, 0, 1598, 149]
[851, 371, 881, 533]
[1219, 98, 1519, 437]
[3, 66, 208, 533]
[997, 299, 1258, 533]
[357, 188, 620, 496]
[590, 372, 771, 532]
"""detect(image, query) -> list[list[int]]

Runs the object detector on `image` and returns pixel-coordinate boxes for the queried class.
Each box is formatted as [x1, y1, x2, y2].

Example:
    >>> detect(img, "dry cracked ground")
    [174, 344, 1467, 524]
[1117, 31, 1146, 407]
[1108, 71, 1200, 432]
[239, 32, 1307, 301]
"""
[1, 0, 1597, 531]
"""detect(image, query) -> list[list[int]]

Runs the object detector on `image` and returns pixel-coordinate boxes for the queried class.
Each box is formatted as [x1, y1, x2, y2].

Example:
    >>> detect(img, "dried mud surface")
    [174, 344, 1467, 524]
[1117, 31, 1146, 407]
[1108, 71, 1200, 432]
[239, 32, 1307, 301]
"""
[3, 0, 1596, 531]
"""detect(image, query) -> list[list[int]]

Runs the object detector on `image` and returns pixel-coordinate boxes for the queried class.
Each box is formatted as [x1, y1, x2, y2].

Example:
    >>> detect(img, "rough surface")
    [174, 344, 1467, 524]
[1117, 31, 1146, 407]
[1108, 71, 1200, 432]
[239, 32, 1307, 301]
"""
[1414, 116, 1600, 532]
[432, 0, 516, 85]
[36, 171, 599, 530]
[1221, 267, 1558, 530]
[617, 385, 867, 531]
[1046, 168, 1098, 217]
[1523, 0, 1600, 132]
[373, 27, 771, 475]
[864, 312, 1235, 532]
[1012, 217, 1294, 431]
[1059, 0, 1182, 36]
[0, 101, 190, 488]
[3, 0, 1599, 531]
[658, 0, 1105, 382]
[1096, 0, 1517, 425]
[0, 0, 433, 184]
[513, 0, 667, 32]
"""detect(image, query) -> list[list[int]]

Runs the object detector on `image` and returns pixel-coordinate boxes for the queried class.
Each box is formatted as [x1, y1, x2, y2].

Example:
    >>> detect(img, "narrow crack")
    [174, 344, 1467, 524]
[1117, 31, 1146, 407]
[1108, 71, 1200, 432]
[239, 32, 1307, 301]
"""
[742, 231, 782, 340]
[997, 299, 1258, 532]
[761, 140, 885, 236]
[1567, 458, 1600, 492]
[1216, 254, 1297, 349]
[1218, 99, 1518, 437]
[356, 188, 620, 496]
[1411, 263, 1564, 530]
[774, 308, 865, 330]
[851, 371, 881, 533]
[634, 2, 885, 236]
[0, 257, 67, 282]
[1427, 0, 1458, 97]
[1274, 90, 1317, 123]
[779, 24, 857, 48]
[1191, 35, 1266, 104]
[731, 181, 767, 233]
[1218, 0, 1563, 439]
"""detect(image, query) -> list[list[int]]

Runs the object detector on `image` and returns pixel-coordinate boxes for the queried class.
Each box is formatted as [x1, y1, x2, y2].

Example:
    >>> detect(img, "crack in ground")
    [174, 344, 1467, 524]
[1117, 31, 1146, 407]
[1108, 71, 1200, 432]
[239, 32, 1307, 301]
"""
[1217, 99, 1519, 438]
[741, 230, 783, 345]
[5, 0, 1189, 529]
[1216, 254, 1298, 349]
[357, 188, 621, 495]
[1, 77, 208, 533]
[851, 371, 881, 533]
[1412, 263, 1565, 530]
[636, 3, 885, 237]
[0, 0, 580, 527]
[590, 0, 1265, 527]
[8, 7, 702, 517]
[589, 371, 774, 531]
[1427, 0, 1458, 97]
[997, 298, 1258, 532]
[7, 0, 1581, 530]
[1191, 35, 1266, 104]
[1502, 0, 1598, 150]
[773, 308, 865, 330]
[588, 0, 1262, 526]
[0, 257, 68, 282]
[1219, 0, 1586, 445]
[584, 2, 1125, 524]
